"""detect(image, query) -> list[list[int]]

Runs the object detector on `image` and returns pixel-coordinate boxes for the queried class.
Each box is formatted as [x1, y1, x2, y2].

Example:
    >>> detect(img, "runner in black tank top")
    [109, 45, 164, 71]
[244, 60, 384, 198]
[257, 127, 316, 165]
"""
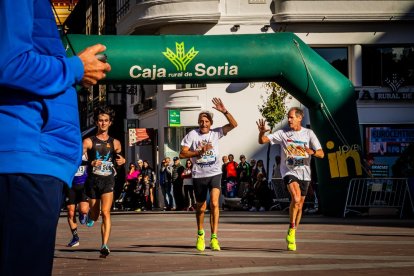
[83, 106, 126, 257]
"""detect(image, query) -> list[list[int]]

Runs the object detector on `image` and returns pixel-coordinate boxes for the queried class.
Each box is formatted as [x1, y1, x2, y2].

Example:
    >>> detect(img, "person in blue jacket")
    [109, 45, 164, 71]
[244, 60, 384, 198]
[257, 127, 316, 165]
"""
[0, 1, 111, 275]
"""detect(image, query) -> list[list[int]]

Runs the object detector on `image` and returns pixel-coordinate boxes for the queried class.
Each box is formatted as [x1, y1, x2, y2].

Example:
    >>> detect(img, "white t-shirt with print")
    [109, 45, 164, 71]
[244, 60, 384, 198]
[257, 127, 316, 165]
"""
[266, 127, 321, 181]
[181, 128, 224, 178]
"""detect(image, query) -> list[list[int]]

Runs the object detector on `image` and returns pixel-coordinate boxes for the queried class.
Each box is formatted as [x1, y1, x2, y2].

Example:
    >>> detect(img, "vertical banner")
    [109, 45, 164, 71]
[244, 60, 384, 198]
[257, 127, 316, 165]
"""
[168, 109, 181, 127]
[129, 128, 154, 146]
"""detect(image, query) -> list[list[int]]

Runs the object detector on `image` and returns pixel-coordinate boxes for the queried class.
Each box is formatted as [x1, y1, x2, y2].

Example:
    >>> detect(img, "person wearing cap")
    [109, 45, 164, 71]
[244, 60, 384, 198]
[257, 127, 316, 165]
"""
[180, 97, 238, 251]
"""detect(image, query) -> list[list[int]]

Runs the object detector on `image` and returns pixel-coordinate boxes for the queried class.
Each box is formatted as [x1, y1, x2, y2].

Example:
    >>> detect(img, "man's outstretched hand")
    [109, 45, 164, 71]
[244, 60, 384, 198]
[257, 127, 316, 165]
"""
[78, 44, 111, 88]
[212, 97, 228, 114]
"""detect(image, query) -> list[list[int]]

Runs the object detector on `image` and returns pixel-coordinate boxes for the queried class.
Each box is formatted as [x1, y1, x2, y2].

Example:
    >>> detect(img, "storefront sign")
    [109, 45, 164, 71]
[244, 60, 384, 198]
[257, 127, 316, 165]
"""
[371, 164, 389, 177]
[168, 109, 181, 127]
[358, 89, 414, 102]
[128, 128, 153, 146]
[357, 73, 414, 101]
[366, 126, 413, 155]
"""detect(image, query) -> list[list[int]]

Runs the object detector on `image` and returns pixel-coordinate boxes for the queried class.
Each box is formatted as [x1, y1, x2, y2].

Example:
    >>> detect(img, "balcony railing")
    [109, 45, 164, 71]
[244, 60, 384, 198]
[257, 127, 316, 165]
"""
[116, 0, 220, 34]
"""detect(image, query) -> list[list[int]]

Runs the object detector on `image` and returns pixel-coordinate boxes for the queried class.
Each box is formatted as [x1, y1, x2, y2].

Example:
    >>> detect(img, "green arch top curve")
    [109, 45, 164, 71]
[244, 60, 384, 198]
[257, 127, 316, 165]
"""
[67, 33, 363, 216]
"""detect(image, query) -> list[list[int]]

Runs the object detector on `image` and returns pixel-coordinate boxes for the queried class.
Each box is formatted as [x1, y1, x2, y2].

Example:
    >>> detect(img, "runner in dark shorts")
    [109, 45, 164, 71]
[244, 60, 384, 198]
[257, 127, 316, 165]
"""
[83, 106, 126, 257]
[257, 107, 324, 251]
[180, 98, 238, 252]
[64, 157, 89, 248]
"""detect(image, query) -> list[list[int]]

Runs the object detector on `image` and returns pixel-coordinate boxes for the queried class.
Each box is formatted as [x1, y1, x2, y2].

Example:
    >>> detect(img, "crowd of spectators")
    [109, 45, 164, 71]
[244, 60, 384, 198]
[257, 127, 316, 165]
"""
[115, 154, 283, 213]
[221, 154, 276, 212]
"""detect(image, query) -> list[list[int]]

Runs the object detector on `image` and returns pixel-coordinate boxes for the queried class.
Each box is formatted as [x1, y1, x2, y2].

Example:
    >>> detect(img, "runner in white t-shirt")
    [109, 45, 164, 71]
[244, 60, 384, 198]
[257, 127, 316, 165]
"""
[257, 107, 324, 251]
[180, 98, 238, 252]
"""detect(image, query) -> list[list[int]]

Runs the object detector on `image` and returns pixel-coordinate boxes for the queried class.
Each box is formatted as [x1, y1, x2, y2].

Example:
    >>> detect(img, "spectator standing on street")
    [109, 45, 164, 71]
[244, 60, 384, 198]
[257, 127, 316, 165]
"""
[252, 159, 267, 185]
[225, 154, 238, 197]
[160, 158, 175, 210]
[182, 159, 196, 211]
[249, 172, 273, 212]
[0, 1, 111, 274]
[257, 107, 324, 251]
[141, 160, 156, 209]
[237, 154, 251, 197]
[172, 157, 185, 210]
[180, 98, 238, 251]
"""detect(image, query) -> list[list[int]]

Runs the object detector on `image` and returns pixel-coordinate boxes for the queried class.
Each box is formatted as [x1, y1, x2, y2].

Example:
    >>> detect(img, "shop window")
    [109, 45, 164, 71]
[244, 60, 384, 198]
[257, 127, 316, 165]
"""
[312, 47, 348, 78]
[134, 84, 157, 114]
[364, 125, 413, 156]
[362, 45, 414, 86]
[164, 126, 197, 158]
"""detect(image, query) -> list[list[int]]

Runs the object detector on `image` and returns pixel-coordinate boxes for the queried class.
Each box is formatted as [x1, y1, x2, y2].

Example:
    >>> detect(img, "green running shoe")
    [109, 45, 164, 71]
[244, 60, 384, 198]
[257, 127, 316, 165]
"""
[100, 244, 110, 256]
[86, 217, 94, 227]
[286, 228, 296, 244]
[210, 237, 221, 251]
[196, 233, 205, 252]
[287, 242, 297, 251]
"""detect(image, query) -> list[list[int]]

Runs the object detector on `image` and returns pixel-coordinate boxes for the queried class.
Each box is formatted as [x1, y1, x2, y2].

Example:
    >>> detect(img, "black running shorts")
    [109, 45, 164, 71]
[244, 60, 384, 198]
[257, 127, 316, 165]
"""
[64, 183, 89, 205]
[85, 175, 115, 199]
[283, 175, 310, 196]
[192, 174, 222, 203]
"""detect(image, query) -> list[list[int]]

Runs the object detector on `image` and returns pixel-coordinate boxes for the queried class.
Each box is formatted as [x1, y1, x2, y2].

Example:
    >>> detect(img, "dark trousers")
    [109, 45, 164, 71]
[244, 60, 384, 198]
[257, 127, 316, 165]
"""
[0, 174, 64, 276]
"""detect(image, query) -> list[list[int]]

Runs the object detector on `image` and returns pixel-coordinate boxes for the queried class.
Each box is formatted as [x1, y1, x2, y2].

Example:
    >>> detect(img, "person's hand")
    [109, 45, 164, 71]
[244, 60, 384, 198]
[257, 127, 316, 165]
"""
[304, 144, 314, 156]
[115, 154, 126, 166]
[256, 119, 270, 134]
[197, 142, 213, 156]
[212, 97, 227, 113]
[78, 44, 111, 88]
[92, 159, 102, 167]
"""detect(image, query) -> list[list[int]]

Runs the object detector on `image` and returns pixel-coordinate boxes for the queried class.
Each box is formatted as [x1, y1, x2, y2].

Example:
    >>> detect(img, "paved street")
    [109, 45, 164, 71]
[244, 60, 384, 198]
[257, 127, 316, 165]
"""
[53, 211, 414, 275]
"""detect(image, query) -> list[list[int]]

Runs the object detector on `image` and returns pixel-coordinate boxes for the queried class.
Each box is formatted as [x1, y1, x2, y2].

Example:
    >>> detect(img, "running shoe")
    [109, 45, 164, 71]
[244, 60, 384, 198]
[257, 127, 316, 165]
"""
[286, 228, 296, 251]
[100, 244, 110, 256]
[286, 228, 296, 244]
[287, 243, 297, 251]
[79, 213, 87, 225]
[210, 237, 221, 251]
[86, 217, 94, 227]
[67, 236, 79, 247]
[196, 233, 205, 252]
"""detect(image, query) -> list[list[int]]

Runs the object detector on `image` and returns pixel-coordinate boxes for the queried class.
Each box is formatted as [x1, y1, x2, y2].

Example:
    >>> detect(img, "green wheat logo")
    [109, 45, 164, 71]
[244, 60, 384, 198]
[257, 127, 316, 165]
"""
[163, 42, 199, 71]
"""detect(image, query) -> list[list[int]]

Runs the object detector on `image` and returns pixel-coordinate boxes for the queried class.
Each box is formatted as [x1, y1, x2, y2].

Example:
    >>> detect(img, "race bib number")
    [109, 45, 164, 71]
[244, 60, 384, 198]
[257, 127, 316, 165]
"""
[286, 156, 305, 169]
[93, 161, 114, 176]
[75, 165, 87, 177]
[195, 149, 216, 166]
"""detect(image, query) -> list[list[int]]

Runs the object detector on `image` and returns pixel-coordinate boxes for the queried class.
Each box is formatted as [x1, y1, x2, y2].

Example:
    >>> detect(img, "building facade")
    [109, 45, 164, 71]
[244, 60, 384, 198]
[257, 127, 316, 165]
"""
[114, 0, 414, 178]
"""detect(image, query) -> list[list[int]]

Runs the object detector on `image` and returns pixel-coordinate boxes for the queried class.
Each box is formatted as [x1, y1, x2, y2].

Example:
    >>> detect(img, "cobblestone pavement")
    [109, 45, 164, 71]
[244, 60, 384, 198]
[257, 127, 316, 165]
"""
[53, 211, 414, 275]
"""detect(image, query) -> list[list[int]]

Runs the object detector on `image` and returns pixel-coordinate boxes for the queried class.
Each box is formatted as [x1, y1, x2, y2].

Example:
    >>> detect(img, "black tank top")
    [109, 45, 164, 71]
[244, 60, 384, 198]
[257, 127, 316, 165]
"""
[87, 136, 116, 176]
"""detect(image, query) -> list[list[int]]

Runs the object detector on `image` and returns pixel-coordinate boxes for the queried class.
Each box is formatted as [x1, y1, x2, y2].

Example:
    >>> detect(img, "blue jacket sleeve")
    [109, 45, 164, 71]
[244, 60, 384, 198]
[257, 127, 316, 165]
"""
[0, 0, 84, 96]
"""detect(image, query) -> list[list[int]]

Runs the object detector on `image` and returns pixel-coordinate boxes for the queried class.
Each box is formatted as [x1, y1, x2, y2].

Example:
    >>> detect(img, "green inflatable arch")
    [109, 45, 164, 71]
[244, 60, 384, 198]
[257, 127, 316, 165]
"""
[67, 32, 363, 216]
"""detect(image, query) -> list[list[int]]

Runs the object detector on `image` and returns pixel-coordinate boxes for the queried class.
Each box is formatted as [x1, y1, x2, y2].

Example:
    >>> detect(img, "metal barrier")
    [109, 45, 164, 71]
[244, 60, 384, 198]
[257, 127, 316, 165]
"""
[343, 178, 413, 218]
[269, 178, 317, 212]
